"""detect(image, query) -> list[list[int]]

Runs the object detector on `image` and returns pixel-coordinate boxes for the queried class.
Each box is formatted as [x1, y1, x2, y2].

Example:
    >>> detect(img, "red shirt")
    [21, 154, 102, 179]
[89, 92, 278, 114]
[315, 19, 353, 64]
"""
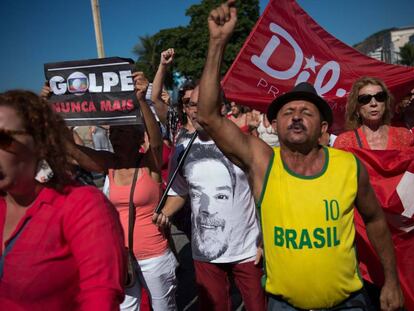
[0, 186, 126, 310]
[334, 126, 414, 150]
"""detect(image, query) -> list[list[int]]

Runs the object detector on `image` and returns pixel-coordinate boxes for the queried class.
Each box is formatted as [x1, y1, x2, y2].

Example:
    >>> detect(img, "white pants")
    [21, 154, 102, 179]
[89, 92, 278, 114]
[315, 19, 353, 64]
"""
[120, 249, 178, 311]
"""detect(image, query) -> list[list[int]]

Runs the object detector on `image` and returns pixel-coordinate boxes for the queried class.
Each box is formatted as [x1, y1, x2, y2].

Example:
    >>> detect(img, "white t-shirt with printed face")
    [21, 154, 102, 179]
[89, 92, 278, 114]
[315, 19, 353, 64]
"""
[168, 135, 260, 263]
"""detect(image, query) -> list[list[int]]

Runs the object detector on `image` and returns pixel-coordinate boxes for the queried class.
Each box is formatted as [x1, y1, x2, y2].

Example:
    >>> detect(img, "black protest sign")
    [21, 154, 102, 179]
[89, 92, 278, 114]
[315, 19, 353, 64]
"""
[44, 57, 142, 126]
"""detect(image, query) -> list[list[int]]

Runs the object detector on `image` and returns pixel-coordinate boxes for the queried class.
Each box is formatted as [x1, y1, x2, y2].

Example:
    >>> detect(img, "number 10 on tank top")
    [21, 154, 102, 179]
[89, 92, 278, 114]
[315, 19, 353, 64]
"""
[323, 199, 339, 221]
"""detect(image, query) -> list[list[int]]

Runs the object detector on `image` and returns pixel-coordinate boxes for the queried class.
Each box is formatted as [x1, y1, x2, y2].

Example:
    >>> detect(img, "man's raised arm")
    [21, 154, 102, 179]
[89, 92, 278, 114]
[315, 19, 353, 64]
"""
[151, 48, 175, 125]
[197, 0, 272, 172]
[197, 0, 272, 199]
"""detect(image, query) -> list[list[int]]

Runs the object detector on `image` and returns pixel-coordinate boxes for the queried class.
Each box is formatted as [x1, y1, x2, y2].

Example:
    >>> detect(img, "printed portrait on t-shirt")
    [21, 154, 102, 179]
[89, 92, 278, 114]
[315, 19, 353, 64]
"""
[183, 143, 237, 260]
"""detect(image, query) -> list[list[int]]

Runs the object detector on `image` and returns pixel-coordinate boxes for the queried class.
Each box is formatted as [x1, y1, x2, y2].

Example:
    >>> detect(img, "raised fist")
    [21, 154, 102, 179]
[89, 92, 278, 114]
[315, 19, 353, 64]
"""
[208, 0, 237, 43]
[132, 71, 149, 101]
[160, 48, 175, 66]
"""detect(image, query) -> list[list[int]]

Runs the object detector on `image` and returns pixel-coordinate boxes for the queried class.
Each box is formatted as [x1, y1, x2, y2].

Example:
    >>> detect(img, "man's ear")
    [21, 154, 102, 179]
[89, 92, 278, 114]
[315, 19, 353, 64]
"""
[271, 119, 278, 135]
[320, 121, 329, 136]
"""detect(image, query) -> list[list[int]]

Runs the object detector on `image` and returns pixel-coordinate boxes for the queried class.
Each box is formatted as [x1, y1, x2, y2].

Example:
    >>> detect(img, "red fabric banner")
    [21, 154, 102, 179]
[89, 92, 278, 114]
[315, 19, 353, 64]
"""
[222, 0, 414, 134]
[346, 148, 414, 310]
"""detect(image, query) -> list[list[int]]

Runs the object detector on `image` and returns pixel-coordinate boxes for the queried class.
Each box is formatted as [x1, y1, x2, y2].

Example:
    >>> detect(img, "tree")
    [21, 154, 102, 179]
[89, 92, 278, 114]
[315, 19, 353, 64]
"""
[133, 35, 159, 82]
[399, 43, 414, 66]
[133, 28, 188, 88]
[133, 0, 259, 85]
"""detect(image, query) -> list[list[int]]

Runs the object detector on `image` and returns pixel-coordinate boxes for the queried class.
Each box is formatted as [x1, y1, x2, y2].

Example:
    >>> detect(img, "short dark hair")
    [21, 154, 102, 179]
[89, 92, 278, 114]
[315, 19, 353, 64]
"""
[184, 143, 236, 194]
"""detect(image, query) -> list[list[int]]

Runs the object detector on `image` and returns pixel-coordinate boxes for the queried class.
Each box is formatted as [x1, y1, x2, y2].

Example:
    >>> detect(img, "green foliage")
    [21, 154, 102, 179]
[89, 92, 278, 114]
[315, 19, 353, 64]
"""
[133, 35, 159, 81]
[399, 43, 414, 66]
[132, 0, 259, 87]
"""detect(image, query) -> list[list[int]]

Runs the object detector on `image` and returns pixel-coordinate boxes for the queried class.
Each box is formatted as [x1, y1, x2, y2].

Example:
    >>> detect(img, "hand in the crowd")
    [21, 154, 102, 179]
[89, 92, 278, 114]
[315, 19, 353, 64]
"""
[254, 245, 263, 265]
[152, 212, 171, 228]
[161, 89, 171, 105]
[132, 71, 149, 101]
[380, 280, 404, 311]
[160, 48, 175, 66]
[208, 0, 237, 43]
[40, 82, 51, 100]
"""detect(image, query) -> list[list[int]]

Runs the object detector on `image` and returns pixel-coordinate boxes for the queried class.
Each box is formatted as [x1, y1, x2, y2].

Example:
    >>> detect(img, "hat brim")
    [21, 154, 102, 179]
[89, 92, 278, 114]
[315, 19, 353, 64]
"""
[266, 91, 333, 126]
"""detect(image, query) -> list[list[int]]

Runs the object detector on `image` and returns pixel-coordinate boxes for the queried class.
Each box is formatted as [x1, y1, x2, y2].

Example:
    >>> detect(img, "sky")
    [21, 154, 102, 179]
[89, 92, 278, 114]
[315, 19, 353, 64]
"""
[0, 0, 412, 93]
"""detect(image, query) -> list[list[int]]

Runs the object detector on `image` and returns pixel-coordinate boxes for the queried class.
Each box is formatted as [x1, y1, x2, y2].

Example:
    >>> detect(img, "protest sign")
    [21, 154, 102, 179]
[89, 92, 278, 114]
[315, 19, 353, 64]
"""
[44, 57, 142, 126]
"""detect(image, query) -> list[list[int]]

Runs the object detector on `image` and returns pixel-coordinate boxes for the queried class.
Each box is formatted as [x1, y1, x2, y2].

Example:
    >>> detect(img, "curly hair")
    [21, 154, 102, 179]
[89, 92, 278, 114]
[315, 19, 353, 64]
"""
[345, 77, 394, 130]
[0, 90, 74, 191]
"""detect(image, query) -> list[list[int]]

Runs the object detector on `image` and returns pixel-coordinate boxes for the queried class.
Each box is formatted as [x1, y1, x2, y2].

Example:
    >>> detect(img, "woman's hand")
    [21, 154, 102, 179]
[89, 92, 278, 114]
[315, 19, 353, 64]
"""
[132, 72, 149, 102]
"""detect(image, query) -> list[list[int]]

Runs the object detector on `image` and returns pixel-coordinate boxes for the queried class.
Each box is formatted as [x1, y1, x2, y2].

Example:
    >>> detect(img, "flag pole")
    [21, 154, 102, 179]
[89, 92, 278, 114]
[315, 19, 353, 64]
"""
[154, 131, 198, 214]
[90, 0, 105, 58]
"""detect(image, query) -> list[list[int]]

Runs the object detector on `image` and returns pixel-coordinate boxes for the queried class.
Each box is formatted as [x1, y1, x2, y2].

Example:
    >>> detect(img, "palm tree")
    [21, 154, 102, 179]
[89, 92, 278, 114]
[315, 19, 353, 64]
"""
[133, 35, 160, 81]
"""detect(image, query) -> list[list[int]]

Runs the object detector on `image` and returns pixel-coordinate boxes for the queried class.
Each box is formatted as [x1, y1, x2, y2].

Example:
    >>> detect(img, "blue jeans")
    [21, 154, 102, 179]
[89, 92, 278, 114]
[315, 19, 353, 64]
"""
[268, 288, 374, 311]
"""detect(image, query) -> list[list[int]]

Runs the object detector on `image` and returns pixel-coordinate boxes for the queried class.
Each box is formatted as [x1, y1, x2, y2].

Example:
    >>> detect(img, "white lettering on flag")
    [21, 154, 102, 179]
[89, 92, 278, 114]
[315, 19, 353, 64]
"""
[397, 171, 414, 218]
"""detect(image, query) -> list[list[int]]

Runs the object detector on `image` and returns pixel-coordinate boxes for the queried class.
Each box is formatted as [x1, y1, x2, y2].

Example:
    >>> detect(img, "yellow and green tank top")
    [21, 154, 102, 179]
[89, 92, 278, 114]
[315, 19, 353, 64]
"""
[259, 146, 363, 309]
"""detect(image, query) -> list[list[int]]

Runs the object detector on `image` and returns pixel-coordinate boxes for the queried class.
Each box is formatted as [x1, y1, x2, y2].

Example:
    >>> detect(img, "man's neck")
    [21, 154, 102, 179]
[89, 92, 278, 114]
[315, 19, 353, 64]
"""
[197, 129, 211, 141]
[280, 145, 326, 177]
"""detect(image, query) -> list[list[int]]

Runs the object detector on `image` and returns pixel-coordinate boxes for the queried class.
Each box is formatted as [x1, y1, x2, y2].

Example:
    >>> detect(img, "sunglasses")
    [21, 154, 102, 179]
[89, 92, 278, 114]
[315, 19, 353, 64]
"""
[0, 129, 29, 149]
[357, 91, 387, 105]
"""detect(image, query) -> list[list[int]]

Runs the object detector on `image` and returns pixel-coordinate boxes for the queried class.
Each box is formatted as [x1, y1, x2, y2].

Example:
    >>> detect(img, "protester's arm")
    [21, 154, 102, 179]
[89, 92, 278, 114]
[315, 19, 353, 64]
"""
[39, 81, 114, 172]
[355, 162, 404, 311]
[70, 128, 84, 146]
[152, 195, 187, 228]
[150, 48, 175, 125]
[66, 140, 115, 173]
[197, 0, 272, 200]
[133, 72, 163, 181]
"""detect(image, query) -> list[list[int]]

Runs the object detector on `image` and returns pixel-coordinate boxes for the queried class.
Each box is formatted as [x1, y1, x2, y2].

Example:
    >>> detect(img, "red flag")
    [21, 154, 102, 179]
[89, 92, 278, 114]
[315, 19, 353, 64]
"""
[347, 148, 414, 310]
[222, 0, 414, 134]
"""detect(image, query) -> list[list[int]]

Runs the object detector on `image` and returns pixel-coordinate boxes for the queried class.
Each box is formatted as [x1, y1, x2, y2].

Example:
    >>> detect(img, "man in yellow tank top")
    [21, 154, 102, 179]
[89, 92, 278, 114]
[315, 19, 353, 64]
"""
[195, 1, 405, 310]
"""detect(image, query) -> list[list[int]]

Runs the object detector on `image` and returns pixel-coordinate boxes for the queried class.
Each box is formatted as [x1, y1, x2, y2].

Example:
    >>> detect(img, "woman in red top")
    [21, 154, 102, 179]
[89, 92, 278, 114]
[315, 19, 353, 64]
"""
[67, 72, 177, 311]
[334, 77, 414, 150]
[0, 91, 126, 310]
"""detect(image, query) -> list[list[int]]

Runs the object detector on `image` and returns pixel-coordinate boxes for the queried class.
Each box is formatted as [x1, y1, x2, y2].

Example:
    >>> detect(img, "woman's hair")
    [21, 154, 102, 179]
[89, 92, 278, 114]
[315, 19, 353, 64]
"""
[0, 90, 74, 191]
[345, 76, 393, 130]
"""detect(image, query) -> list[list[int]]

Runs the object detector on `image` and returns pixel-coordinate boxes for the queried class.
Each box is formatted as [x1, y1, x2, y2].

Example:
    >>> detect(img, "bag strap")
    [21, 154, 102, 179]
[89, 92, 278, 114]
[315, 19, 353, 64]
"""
[354, 129, 363, 148]
[0, 218, 31, 278]
[128, 168, 139, 254]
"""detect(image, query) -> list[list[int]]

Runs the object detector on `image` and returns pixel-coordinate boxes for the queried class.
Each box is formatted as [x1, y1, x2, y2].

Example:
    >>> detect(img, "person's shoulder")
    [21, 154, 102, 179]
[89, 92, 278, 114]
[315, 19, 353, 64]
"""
[327, 145, 355, 158]
[335, 130, 354, 139]
[391, 125, 412, 135]
[60, 185, 117, 220]
[333, 130, 356, 149]
[326, 147, 360, 172]
[62, 185, 109, 206]
[390, 126, 414, 146]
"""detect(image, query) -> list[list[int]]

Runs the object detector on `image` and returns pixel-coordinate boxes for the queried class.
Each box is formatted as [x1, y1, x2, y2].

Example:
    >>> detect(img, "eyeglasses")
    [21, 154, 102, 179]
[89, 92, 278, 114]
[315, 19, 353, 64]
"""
[0, 129, 29, 149]
[357, 91, 387, 105]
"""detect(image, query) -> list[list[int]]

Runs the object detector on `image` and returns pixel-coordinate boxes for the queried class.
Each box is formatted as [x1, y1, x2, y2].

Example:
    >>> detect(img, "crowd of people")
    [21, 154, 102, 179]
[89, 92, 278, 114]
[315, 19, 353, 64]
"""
[1, 1, 413, 311]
